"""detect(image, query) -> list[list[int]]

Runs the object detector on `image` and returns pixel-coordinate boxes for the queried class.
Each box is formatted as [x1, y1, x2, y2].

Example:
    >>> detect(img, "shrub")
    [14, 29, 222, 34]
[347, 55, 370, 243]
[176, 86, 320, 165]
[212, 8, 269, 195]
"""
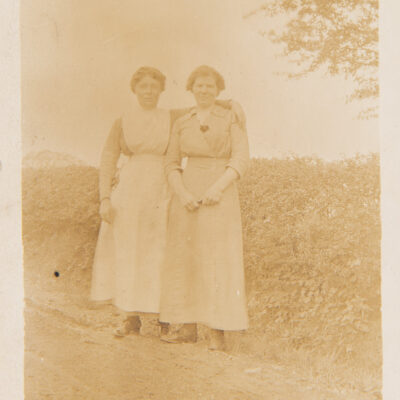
[22, 155, 381, 363]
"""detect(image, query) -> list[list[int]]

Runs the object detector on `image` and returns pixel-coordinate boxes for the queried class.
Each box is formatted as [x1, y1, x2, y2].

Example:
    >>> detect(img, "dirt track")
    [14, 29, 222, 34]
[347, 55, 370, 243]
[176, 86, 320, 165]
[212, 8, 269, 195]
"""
[24, 276, 361, 400]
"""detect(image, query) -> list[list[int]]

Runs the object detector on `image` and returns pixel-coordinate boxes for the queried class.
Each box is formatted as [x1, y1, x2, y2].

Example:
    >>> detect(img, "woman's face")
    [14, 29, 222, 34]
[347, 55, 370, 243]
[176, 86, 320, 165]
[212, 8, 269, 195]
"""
[134, 75, 162, 109]
[192, 75, 219, 108]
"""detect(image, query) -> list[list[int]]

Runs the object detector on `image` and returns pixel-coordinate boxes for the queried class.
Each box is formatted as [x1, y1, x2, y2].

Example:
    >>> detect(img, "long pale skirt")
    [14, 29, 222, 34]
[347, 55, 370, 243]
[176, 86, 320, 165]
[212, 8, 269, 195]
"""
[159, 157, 248, 331]
[90, 154, 170, 313]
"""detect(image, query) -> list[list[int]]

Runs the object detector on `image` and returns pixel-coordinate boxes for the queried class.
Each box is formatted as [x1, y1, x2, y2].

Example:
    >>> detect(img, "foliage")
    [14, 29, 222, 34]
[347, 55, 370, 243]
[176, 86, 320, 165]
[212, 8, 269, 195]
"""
[22, 165, 100, 237]
[22, 155, 381, 370]
[246, 0, 379, 118]
[22, 166, 101, 273]
[238, 155, 380, 364]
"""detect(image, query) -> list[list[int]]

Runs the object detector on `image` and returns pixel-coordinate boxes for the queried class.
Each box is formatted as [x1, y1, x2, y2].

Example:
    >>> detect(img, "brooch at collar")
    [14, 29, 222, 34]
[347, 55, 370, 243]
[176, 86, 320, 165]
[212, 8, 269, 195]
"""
[200, 125, 209, 132]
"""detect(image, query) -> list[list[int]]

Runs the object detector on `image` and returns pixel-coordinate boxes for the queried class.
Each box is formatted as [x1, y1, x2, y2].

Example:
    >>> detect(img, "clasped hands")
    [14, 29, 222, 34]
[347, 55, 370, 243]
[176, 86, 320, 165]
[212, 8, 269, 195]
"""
[178, 184, 223, 212]
[100, 184, 223, 222]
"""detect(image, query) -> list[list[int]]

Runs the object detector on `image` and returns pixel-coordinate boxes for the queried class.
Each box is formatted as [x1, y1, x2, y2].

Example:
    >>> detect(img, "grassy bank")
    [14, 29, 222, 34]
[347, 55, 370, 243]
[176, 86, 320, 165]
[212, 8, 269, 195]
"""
[22, 154, 381, 394]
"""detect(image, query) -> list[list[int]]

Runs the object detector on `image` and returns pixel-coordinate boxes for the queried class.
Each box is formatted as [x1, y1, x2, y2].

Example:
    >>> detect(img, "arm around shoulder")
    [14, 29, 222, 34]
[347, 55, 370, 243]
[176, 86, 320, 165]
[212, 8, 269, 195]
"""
[226, 117, 250, 179]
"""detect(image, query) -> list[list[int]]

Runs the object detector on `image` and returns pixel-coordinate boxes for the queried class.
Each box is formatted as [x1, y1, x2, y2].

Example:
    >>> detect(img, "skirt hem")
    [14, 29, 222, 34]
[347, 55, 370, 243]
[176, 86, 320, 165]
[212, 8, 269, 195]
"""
[90, 296, 160, 315]
[158, 317, 248, 331]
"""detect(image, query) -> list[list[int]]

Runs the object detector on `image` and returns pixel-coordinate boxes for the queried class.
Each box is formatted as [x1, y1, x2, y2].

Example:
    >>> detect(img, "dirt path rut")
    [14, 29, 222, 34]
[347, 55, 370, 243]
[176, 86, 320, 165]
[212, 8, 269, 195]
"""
[25, 292, 350, 400]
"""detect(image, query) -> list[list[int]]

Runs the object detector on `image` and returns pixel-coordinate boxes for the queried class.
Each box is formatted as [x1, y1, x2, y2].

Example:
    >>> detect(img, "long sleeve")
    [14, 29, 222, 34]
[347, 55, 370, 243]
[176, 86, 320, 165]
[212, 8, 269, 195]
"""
[164, 120, 183, 177]
[170, 108, 192, 129]
[99, 118, 122, 201]
[226, 116, 250, 179]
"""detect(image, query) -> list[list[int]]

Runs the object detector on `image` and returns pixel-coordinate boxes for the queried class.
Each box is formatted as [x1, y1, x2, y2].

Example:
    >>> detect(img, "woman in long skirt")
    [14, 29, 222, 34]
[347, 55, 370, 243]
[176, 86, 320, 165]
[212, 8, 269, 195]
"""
[160, 65, 250, 350]
[90, 66, 244, 337]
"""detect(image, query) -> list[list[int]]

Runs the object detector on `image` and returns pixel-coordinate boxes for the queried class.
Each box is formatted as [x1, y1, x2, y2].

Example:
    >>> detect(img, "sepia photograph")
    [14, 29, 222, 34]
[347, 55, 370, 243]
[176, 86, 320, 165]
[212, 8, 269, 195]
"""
[17, 0, 384, 398]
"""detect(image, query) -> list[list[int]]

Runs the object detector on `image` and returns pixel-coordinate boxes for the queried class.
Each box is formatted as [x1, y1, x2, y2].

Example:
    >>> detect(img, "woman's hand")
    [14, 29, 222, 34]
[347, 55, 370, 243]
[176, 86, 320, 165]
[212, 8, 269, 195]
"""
[201, 185, 223, 206]
[100, 198, 113, 224]
[178, 190, 201, 212]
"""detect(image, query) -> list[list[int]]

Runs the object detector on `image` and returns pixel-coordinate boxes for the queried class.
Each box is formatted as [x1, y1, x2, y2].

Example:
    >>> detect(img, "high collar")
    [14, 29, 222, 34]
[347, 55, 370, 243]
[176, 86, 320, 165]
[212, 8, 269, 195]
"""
[132, 100, 159, 114]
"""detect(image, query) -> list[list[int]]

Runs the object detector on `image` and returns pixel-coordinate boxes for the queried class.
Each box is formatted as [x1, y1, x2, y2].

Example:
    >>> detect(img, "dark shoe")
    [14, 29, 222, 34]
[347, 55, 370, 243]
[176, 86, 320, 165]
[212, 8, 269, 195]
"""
[208, 328, 225, 351]
[161, 323, 197, 344]
[158, 321, 170, 336]
[114, 315, 141, 337]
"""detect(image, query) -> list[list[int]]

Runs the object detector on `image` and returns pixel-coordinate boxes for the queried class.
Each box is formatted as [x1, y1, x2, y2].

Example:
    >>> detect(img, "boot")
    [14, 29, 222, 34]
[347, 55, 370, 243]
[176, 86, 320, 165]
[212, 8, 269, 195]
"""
[208, 328, 225, 351]
[161, 323, 197, 344]
[114, 315, 141, 337]
[158, 321, 170, 336]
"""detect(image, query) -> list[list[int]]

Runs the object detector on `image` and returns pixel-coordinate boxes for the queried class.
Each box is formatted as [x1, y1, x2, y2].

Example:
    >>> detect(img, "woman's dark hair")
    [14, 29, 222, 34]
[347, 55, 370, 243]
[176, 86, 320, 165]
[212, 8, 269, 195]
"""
[130, 66, 166, 93]
[186, 65, 225, 93]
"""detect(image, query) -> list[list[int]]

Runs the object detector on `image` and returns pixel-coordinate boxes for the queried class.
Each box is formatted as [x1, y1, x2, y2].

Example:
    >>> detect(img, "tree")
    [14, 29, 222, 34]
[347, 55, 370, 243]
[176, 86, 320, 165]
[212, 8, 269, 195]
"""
[245, 0, 378, 118]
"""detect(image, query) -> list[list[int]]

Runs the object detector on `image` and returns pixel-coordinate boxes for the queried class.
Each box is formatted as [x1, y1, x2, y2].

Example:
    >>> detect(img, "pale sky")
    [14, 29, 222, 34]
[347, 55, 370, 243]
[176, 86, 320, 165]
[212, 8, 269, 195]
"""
[21, 0, 379, 166]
